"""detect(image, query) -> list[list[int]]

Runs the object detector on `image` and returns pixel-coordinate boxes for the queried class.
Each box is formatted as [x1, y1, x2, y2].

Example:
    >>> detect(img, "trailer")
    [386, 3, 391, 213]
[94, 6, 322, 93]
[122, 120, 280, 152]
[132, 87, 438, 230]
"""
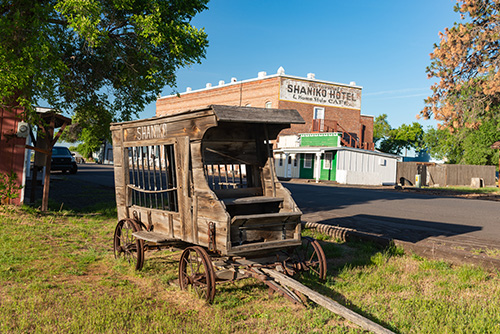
[110, 105, 327, 303]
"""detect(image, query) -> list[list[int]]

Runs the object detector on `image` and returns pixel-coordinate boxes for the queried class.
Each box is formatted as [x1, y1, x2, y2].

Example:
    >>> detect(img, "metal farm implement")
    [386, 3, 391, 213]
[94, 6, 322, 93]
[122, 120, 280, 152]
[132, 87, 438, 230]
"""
[110, 105, 394, 334]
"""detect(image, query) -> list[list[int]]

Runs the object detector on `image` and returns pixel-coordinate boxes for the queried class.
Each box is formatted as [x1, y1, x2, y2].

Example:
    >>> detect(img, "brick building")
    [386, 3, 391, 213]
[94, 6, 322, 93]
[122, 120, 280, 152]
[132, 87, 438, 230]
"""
[156, 68, 374, 150]
[155, 69, 397, 185]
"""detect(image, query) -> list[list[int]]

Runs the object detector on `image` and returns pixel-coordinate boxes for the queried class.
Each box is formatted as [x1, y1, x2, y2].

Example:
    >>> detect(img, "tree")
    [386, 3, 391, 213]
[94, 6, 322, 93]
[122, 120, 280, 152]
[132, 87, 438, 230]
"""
[421, 0, 500, 129]
[0, 0, 209, 125]
[424, 118, 500, 165]
[378, 122, 425, 155]
[373, 114, 391, 144]
[422, 126, 461, 163]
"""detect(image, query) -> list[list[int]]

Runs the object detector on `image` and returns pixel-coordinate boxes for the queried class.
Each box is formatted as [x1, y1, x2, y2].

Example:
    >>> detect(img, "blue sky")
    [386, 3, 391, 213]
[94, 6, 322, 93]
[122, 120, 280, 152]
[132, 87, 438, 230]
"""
[142, 0, 460, 130]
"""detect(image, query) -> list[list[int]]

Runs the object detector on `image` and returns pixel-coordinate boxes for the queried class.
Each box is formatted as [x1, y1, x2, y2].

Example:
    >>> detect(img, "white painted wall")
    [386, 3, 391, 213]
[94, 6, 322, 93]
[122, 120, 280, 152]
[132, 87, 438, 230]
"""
[277, 135, 300, 148]
[274, 153, 300, 178]
[336, 150, 398, 186]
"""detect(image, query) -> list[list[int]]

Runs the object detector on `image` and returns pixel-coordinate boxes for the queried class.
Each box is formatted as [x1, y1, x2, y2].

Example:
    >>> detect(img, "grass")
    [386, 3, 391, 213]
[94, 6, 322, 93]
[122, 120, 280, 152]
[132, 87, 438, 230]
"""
[1, 205, 500, 333]
[423, 185, 500, 195]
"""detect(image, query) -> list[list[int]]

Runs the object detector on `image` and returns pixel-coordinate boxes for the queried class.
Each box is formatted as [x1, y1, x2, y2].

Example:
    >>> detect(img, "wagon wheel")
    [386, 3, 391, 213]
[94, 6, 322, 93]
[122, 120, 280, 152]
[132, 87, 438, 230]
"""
[179, 246, 216, 303]
[113, 219, 145, 271]
[290, 237, 327, 281]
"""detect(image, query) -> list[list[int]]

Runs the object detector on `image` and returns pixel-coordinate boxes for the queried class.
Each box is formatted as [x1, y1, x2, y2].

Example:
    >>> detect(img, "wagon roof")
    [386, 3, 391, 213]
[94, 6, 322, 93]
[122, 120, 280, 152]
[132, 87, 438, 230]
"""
[209, 105, 305, 124]
[110, 105, 304, 128]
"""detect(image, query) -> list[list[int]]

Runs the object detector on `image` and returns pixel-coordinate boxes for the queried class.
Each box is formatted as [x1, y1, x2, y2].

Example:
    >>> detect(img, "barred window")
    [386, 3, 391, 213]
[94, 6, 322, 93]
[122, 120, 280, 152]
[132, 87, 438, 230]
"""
[204, 163, 250, 190]
[126, 145, 178, 212]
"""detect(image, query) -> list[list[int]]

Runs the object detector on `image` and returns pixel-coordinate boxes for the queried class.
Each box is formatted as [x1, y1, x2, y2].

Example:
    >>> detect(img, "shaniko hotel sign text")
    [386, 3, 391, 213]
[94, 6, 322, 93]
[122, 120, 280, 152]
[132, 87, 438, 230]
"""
[280, 78, 361, 110]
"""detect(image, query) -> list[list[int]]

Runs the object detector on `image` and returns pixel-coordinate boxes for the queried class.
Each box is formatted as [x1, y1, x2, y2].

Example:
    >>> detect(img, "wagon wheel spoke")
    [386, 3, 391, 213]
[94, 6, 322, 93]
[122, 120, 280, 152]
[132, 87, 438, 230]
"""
[179, 246, 216, 303]
[290, 237, 327, 281]
[113, 219, 145, 271]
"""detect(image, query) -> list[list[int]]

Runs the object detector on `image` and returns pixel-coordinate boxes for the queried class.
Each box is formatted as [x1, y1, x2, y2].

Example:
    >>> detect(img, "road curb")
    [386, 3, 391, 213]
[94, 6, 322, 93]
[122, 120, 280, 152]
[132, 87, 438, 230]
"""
[303, 221, 500, 270]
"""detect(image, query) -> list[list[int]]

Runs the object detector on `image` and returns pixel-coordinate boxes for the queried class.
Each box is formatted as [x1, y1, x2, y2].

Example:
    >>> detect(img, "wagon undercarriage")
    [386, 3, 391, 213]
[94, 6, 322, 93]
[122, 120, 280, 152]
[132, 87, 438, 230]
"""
[113, 216, 327, 304]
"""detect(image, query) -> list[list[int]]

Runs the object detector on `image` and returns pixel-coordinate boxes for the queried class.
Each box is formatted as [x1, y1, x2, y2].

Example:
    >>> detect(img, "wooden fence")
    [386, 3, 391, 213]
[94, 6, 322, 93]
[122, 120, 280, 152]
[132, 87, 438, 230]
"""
[397, 162, 496, 187]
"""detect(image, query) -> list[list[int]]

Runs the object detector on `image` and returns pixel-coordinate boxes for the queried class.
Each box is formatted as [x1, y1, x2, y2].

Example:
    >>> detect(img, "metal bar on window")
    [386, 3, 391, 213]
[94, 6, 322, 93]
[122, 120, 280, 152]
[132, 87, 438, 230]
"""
[134, 147, 142, 207]
[151, 146, 159, 209]
[231, 164, 236, 188]
[128, 148, 136, 205]
[224, 164, 229, 189]
[140, 147, 148, 207]
[168, 144, 178, 212]
[239, 164, 243, 187]
[146, 146, 153, 208]
[216, 165, 221, 189]
[156, 145, 165, 210]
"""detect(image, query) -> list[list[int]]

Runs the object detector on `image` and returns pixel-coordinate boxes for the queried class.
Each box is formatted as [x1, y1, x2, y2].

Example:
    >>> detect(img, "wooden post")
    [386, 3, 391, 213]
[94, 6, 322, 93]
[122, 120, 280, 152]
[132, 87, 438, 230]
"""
[41, 114, 55, 211]
[264, 125, 276, 197]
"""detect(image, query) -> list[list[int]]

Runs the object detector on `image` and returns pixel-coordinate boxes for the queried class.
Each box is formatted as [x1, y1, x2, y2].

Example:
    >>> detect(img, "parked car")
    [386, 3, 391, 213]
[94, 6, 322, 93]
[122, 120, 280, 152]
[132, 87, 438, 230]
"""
[51, 146, 78, 174]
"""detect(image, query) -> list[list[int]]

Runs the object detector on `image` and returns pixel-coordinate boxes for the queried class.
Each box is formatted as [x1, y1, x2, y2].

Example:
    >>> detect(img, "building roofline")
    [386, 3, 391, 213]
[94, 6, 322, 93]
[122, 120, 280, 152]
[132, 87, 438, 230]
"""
[158, 72, 363, 101]
[275, 146, 401, 159]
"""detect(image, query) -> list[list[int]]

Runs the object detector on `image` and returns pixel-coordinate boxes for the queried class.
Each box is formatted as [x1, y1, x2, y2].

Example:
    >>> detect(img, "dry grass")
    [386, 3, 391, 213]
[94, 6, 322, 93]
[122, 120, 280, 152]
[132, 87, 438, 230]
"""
[2, 205, 500, 333]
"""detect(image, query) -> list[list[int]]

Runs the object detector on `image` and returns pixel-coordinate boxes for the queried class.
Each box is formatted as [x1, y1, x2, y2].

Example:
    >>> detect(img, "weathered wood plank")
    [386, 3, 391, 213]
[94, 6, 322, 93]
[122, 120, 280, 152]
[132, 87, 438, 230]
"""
[223, 196, 283, 205]
[121, 114, 217, 144]
[211, 105, 304, 124]
[132, 231, 180, 243]
[111, 108, 215, 130]
[228, 239, 301, 255]
[214, 187, 263, 199]
[231, 212, 301, 226]
[176, 136, 192, 242]
[261, 269, 395, 334]
[190, 141, 204, 169]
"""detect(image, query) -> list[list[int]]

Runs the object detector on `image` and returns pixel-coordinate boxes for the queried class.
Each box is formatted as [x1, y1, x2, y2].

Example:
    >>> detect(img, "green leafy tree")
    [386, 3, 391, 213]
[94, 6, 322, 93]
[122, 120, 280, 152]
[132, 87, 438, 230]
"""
[0, 0, 209, 127]
[379, 122, 425, 155]
[373, 114, 391, 144]
[423, 127, 461, 163]
[423, 118, 500, 165]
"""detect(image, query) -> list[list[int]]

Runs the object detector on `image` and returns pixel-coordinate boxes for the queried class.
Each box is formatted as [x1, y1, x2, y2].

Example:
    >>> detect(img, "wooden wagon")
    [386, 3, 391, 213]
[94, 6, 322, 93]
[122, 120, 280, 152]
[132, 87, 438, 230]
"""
[111, 105, 327, 303]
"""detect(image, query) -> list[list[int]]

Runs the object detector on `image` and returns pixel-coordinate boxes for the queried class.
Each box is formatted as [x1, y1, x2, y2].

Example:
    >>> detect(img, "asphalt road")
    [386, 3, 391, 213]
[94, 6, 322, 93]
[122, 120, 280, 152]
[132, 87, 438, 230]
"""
[70, 163, 115, 188]
[45, 164, 500, 252]
[283, 181, 500, 249]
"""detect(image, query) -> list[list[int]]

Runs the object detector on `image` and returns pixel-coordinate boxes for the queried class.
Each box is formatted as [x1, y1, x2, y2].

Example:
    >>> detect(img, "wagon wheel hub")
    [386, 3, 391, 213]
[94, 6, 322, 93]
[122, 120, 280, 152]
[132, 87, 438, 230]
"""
[288, 237, 327, 281]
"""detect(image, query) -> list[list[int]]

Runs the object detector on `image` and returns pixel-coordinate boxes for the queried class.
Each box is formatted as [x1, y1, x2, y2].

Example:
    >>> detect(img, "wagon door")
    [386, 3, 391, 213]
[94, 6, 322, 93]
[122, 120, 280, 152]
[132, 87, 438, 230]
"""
[115, 134, 193, 243]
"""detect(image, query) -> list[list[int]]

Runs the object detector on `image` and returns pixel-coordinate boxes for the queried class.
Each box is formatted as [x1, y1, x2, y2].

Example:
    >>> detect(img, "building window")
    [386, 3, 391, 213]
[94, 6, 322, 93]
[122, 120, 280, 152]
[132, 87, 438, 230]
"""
[265, 101, 272, 108]
[324, 152, 333, 170]
[304, 154, 313, 168]
[313, 107, 325, 120]
[279, 154, 283, 166]
[313, 107, 325, 132]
